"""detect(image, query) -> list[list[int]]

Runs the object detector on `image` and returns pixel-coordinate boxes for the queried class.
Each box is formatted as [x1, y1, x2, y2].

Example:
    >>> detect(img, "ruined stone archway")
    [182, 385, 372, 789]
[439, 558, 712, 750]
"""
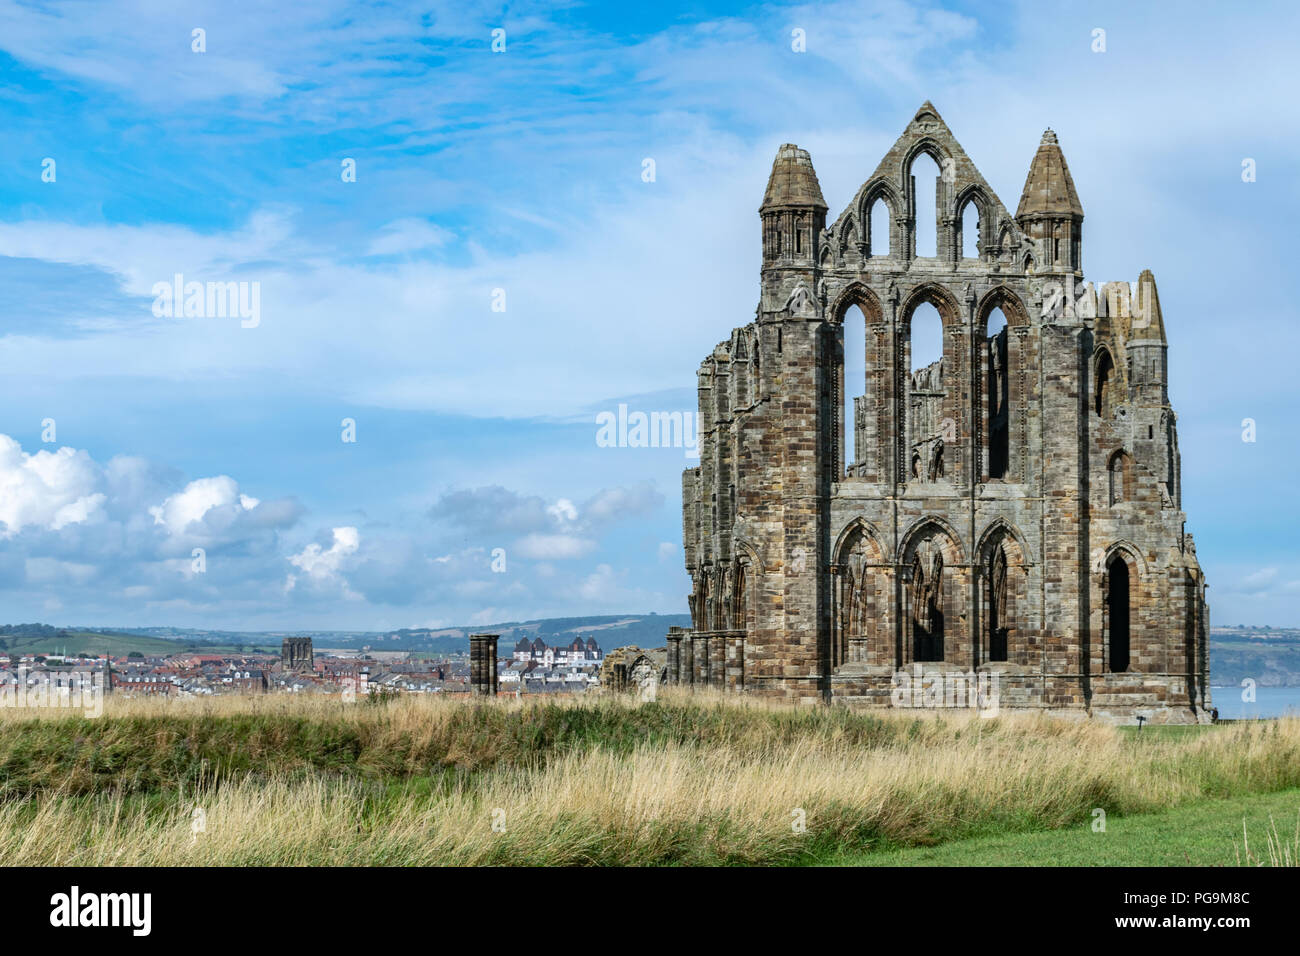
[898, 518, 965, 666]
[831, 519, 888, 668]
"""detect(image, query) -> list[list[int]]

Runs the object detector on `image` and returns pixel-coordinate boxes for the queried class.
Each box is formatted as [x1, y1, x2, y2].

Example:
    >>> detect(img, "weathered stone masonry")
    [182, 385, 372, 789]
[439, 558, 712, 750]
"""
[670, 103, 1211, 723]
[469, 633, 499, 696]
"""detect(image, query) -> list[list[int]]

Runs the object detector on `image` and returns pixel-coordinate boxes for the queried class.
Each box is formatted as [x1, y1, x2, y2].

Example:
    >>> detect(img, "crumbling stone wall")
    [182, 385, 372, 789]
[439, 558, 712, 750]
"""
[674, 104, 1211, 724]
[600, 646, 667, 694]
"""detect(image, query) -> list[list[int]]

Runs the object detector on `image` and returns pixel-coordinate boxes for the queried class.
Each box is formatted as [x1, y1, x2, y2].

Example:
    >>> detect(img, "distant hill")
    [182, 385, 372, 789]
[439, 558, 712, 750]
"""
[314, 614, 694, 655]
[0, 623, 264, 657]
[1207, 626, 1300, 687]
[0, 615, 693, 659]
[5, 619, 1296, 684]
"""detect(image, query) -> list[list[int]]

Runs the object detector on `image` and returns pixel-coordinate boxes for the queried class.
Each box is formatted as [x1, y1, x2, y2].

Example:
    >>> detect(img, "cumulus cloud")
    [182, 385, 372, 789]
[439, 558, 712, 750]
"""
[0, 428, 677, 626]
[0, 432, 308, 618]
[289, 526, 360, 580]
[547, 498, 579, 524]
[0, 434, 105, 537]
[148, 476, 259, 536]
[287, 527, 363, 599]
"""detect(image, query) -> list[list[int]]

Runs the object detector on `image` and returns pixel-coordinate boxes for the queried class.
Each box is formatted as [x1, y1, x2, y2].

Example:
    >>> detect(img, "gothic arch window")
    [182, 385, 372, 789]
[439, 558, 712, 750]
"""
[908, 301, 944, 482]
[868, 197, 891, 256]
[733, 562, 748, 631]
[976, 522, 1028, 667]
[986, 543, 1010, 662]
[908, 151, 942, 258]
[901, 521, 961, 666]
[959, 196, 981, 259]
[832, 523, 885, 668]
[713, 570, 725, 631]
[831, 286, 884, 480]
[985, 306, 1010, 479]
[838, 217, 856, 260]
[704, 573, 713, 631]
[843, 304, 867, 472]
[1095, 348, 1115, 419]
[997, 224, 1013, 260]
[1106, 553, 1132, 672]
[909, 548, 945, 662]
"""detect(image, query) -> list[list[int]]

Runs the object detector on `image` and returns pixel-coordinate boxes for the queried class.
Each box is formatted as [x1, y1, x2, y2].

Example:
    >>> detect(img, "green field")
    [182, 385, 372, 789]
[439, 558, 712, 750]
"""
[826, 788, 1300, 866]
[0, 630, 264, 657]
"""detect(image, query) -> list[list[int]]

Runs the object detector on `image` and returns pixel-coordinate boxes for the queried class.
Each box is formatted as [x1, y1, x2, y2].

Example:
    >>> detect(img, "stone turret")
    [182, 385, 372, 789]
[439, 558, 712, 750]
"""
[1016, 129, 1084, 275]
[1126, 269, 1169, 407]
[760, 144, 828, 267]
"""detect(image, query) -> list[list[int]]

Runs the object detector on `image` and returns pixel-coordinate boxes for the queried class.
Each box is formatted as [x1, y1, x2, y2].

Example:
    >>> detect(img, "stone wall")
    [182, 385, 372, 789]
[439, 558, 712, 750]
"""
[599, 646, 667, 694]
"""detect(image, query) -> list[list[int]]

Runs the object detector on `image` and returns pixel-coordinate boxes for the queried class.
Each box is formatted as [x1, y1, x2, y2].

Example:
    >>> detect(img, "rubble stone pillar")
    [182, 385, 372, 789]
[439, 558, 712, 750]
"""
[666, 627, 684, 684]
[469, 633, 499, 696]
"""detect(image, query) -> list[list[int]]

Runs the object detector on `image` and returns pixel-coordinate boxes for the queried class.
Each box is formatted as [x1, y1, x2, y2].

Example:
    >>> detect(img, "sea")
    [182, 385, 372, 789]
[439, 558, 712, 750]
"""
[1209, 685, 1300, 719]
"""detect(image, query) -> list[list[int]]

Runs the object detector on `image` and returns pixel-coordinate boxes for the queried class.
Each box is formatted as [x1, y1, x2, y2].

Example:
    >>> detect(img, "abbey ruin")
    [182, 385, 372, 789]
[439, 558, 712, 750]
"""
[668, 103, 1211, 723]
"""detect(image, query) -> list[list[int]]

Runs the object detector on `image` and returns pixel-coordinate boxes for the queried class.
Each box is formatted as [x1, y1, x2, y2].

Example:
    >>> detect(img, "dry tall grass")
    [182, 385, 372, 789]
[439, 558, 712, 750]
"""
[1235, 813, 1300, 866]
[0, 691, 1296, 865]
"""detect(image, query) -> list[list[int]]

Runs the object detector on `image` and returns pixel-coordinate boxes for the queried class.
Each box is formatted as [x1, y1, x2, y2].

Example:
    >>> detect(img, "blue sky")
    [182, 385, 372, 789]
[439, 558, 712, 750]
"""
[0, 0, 1297, 629]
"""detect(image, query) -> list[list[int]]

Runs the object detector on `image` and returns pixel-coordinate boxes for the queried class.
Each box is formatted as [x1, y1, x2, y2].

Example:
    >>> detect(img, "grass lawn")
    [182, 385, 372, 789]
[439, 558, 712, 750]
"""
[2, 695, 1298, 865]
[824, 787, 1300, 866]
